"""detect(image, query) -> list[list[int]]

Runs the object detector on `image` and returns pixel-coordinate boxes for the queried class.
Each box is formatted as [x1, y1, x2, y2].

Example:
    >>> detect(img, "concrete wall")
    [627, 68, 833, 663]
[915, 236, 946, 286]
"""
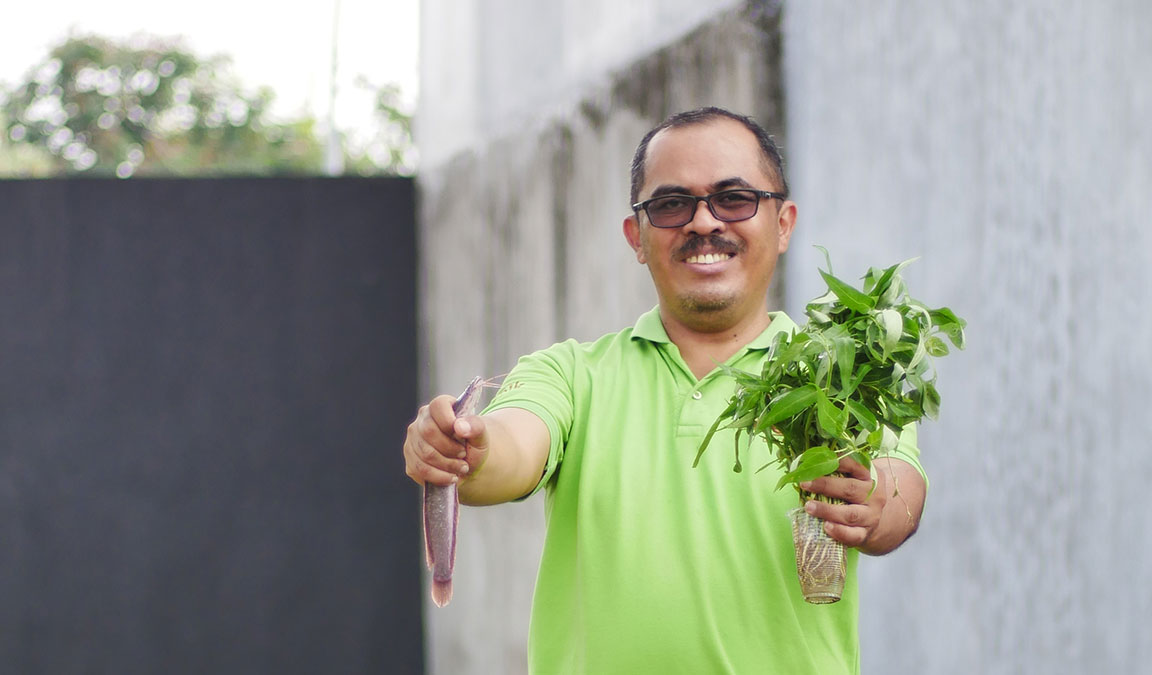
[783, 2, 1152, 673]
[417, 0, 1152, 672]
[418, 0, 746, 168]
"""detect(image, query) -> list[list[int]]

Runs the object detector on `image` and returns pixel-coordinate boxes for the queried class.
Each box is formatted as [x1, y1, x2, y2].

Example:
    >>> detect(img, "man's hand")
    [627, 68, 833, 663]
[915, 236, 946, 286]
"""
[799, 456, 925, 556]
[403, 395, 489, 487]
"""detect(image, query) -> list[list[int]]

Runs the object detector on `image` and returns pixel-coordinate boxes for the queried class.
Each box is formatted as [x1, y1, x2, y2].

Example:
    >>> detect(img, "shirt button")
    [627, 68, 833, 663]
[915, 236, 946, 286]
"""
[692, 391, 703, 400]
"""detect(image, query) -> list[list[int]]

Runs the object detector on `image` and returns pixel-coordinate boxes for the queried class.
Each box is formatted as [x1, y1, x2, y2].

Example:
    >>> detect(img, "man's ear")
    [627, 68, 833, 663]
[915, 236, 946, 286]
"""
[776, 200, 798, 253]
[623, 214, 646, 263]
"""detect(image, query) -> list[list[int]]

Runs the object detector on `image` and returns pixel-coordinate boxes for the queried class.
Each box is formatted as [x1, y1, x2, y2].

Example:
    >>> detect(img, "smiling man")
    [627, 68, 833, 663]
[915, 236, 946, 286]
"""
[404, 107, 926, 674]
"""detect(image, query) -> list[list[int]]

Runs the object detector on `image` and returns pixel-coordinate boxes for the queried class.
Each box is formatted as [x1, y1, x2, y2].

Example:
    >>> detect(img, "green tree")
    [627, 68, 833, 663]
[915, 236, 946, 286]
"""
[1, 33, 326, 177]
[343, 77, 417, 176]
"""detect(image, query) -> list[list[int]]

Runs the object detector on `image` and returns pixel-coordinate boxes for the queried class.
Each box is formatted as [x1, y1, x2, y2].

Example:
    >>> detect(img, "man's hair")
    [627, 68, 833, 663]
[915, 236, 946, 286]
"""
[629, 107, 789, 206]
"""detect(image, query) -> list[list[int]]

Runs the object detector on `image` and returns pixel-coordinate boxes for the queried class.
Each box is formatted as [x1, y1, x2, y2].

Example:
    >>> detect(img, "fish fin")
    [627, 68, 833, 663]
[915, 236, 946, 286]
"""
[431, 579, 453, 608]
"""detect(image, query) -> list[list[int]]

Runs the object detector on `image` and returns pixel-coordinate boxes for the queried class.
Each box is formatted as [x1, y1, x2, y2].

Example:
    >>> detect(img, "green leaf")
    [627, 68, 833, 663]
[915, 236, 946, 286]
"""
[923, 382, 941, 419]
[930, 307, 967, 349]
[843, 363, 872, 397]
[807, 308, 833, 325]
[884, 396, 922, 424]
[693, 400, 736, 467]
[819, 269, 876, 313]
[775, 446, 840, 490]
[849, 449, 872, 471]
[875, 309, 903, 356]
[759, 384, 819, 427]
[815, 390, 849, 438]
[871, 258, 917, 296]
[929, 306, 965, 328]
[907, 335, 929, 370]
[926, 336, 950, 357]
[815, 245, 834, 274]
[879, 274, 906, 307]
[722, 408, 757, 431]
[845, 399, 878, 430]
[774, 334, 812, 366]
[868, 425, 900, 454]
[833, 334, 856, 392]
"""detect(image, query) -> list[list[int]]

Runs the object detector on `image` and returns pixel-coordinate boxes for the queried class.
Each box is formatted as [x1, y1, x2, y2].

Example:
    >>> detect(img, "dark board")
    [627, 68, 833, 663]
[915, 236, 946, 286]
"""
[0, 177, 423, 674]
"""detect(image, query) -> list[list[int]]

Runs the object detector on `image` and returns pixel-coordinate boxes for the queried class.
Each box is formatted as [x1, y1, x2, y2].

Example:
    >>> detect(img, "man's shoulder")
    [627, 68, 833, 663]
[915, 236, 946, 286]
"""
[533, 324, 650, 363]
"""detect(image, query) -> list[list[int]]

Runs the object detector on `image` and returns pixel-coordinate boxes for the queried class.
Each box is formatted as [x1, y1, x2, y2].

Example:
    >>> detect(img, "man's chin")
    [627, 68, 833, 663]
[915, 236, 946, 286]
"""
[680, 294, 734, 314]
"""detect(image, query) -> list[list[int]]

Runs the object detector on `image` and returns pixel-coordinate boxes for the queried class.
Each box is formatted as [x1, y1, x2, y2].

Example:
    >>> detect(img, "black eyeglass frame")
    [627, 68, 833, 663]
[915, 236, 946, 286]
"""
[631, 188, 787, 229]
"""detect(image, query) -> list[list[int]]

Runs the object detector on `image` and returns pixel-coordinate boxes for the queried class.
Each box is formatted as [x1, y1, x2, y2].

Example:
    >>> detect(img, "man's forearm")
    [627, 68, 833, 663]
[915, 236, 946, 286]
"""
[457, 407, 550, 506]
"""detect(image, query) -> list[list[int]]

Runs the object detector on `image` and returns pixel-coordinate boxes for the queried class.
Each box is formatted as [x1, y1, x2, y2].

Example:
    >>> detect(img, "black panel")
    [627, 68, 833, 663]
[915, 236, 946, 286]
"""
[0, 177, 423, 674]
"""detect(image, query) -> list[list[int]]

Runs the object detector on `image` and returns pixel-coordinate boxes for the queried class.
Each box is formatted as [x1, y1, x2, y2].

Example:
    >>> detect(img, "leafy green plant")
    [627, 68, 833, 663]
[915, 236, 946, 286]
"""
[693, 249, 966, 498]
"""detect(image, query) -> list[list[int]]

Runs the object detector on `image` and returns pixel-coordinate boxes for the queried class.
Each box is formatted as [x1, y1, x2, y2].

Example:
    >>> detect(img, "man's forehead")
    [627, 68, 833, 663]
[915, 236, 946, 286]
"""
[642, 119, 769, 193]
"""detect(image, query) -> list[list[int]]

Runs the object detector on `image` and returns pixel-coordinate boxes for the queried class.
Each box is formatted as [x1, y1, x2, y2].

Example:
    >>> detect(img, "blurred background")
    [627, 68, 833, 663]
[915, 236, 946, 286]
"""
[0, 0, 417, 177]
[3, 1, 1150, 674]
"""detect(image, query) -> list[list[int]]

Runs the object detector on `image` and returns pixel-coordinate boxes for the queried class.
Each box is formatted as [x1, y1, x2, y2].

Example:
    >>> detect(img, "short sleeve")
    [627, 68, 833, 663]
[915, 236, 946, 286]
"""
[482, 340, 577, 500]
[888, 423, 929, 496]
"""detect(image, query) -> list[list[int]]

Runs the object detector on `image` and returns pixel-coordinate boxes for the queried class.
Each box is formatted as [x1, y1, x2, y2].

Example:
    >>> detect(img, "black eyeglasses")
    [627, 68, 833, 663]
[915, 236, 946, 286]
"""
[631, 189, 785, 229]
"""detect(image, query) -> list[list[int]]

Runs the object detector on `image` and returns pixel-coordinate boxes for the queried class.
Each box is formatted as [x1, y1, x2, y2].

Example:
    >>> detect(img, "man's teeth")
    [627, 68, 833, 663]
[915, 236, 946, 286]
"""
[686, 253, 730, 264]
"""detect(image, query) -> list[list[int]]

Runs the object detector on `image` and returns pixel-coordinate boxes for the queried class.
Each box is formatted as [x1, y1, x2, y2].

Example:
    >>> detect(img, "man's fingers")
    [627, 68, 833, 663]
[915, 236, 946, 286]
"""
[406, 458, 463, 486]
[801, 457, 882, 505]
[804, 499, 869, 525]
[402, 397, 479, 486]
[822, 519, 870, 547]
[453, 415, 490, 473]
[804, 500, 875, 547]
[838, 455, 869, 474]
[802, 475, 874, 505]
[802, 458, 888, 548]
[428, 394, 462, 431]
[404, 435, 471, 485]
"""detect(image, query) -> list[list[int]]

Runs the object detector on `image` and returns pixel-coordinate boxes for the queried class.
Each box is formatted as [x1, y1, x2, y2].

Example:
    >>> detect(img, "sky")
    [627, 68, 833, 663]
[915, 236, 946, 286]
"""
[0, 0, 419, 140]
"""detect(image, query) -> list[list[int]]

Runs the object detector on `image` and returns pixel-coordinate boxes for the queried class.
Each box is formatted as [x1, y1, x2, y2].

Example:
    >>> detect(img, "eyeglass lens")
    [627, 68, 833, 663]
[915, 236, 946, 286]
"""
[645, 190, 760, 228]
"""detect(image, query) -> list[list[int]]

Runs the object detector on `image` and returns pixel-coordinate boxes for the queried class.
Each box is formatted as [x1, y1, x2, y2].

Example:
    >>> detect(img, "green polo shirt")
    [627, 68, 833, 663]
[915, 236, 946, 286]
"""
[485, 307, 923, 674]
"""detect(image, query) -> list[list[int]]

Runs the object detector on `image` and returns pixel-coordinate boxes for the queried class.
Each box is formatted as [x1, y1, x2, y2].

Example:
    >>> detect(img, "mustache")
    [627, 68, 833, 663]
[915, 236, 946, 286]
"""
[675, 234, 743, 260]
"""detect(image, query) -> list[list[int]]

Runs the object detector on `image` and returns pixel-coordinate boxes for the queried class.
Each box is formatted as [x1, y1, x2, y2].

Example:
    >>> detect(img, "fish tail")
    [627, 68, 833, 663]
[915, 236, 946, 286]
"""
[431, 578, 453, 607]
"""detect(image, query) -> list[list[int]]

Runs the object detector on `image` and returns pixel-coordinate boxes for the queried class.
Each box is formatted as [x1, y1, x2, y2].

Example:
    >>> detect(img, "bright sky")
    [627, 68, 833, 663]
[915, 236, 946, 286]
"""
[0, 0, 419, 138]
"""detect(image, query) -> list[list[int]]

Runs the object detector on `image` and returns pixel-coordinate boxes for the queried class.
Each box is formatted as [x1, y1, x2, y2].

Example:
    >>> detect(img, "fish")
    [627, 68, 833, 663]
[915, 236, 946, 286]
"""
[423, 375, 491, 608]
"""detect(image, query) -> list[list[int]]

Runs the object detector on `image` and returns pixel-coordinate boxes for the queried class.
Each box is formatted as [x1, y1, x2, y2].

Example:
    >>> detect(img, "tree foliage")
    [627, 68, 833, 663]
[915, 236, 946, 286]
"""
[343, 77, 417, 176]
[1, 33, 413, 177]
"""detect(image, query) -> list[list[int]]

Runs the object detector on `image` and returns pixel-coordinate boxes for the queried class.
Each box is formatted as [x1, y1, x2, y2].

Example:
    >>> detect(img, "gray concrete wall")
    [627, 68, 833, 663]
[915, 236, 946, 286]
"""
[418, 0, 745, 168]
[783, 2, 1152, 673]
[416, 0, 1152, 672]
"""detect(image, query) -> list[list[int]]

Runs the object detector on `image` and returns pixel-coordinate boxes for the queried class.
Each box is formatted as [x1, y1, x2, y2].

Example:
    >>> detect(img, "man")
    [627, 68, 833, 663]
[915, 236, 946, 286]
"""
[404, 107, 926, 673]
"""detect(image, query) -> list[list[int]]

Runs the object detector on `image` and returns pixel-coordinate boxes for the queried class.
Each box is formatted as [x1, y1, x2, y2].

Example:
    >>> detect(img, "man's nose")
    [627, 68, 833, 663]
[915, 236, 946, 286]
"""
[682, 199, 726, 235]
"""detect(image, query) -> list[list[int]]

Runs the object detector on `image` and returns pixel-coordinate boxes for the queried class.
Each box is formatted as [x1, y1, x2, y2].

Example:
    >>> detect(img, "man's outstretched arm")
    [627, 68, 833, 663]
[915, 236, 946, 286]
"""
[405, 398, 550, 506]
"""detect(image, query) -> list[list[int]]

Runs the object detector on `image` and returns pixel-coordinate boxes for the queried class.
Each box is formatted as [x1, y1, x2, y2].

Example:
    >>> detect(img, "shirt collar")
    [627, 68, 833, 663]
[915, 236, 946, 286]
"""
[631, 305, 799, 350]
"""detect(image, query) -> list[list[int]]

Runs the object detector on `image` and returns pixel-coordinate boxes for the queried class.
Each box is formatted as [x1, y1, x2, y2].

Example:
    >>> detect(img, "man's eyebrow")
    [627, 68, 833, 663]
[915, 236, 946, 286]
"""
[712, 177, 753, 191]
[646, 177, 754, 200]
[648, 184, 692, 199]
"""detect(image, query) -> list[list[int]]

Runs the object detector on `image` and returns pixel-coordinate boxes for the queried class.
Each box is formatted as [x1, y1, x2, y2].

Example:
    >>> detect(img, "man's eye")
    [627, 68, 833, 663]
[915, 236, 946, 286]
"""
[651, 196, 691, 212]
[714, 191, 756, 206]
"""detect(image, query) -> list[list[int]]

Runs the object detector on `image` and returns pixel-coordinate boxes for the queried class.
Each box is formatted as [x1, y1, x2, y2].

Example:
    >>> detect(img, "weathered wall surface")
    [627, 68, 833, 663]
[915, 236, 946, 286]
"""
[418, 0, 746, 168]
[417, 5, 783, 673]
[783, 2, 1152, 673]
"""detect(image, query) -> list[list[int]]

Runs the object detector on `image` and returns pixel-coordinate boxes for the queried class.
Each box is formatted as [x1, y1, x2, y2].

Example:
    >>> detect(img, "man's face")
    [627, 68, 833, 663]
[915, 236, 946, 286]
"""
[624, 118, 797, 333]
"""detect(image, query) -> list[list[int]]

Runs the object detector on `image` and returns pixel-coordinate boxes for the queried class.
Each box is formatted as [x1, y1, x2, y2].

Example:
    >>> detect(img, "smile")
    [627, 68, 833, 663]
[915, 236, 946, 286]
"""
[685, 253, 734, 265]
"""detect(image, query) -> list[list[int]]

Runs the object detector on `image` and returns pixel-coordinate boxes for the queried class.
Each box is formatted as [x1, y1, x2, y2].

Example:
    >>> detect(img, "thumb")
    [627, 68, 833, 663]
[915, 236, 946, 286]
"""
[453, 415, 490, 471]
